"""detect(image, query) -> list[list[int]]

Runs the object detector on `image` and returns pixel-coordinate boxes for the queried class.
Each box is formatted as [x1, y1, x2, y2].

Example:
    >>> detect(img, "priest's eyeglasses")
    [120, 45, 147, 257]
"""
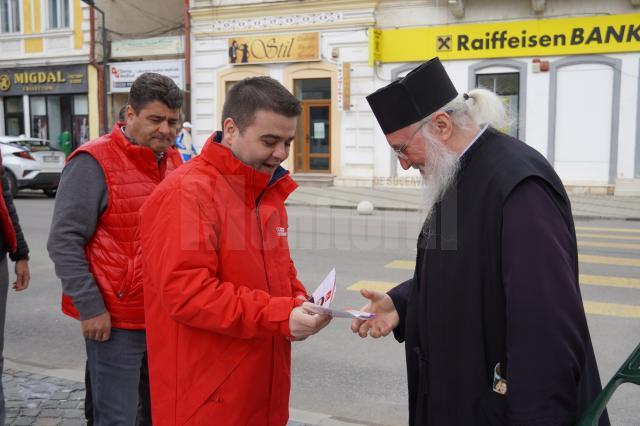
[392, 121, 427, 160]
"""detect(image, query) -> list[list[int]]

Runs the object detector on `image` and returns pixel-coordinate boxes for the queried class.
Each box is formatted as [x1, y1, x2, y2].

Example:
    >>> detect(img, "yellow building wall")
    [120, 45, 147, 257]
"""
[22, 0, 44, 53]
[88, 65, 100, 140]
[74, 0, 83, 49]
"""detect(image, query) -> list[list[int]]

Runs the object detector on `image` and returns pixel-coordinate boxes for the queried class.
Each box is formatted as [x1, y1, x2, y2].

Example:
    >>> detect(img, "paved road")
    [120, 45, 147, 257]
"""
[4, 195, 640, 425]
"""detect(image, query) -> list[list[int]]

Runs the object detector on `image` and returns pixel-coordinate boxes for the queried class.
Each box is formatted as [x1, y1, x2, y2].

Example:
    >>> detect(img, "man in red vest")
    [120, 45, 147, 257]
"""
[139, 76, 331, 425]
[0, 156, 30, 425]
[47, 73, 183, 425]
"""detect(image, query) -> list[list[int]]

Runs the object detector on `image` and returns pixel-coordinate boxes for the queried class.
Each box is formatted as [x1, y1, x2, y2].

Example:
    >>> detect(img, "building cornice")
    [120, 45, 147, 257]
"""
[0, 53, 90, 68]
[191, 0, 377, 37]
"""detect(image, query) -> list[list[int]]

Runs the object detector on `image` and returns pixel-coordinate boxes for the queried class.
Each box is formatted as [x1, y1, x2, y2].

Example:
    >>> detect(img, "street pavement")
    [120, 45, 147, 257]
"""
[3, 187, 640, 425]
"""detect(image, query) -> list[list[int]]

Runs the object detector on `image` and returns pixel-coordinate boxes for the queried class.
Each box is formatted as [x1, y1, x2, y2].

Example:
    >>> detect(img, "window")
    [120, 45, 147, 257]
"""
[0, 0, 20, 33]
[4, 97, 24, 136]
[476, 72, 519, 138]
[48, 0, 69, 29]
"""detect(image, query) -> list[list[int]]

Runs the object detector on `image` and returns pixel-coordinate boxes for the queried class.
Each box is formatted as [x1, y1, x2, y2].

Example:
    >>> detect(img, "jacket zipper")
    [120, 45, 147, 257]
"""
[255, 195, 271, 293]
[254, 172, 289, 294]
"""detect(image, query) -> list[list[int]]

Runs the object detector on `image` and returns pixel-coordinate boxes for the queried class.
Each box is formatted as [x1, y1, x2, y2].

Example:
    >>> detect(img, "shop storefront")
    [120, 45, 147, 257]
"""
[369, 11, 640, 192]
[221, 32, 337, 174]
[0, 64, 90, 149]
[190, 0, 376, 183]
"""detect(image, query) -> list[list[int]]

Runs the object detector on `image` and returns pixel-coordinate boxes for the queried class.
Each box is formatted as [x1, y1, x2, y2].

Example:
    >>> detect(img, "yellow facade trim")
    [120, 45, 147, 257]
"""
[25, 38, 44, 53]
[22, 0, 33, 34]
[88, 65, 100, 140]
[33, 0, 41, 33]
[283, 62, 341, 176]
[371, 13, 640, 63]
[73, 0, 83, 49]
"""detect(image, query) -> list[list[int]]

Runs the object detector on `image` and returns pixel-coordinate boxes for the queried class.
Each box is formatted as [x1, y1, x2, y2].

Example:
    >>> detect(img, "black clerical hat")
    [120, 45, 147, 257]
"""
[366, 57, 458, 134]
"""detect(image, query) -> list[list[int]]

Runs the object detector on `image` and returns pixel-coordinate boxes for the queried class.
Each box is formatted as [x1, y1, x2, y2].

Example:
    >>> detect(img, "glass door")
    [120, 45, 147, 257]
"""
[299, 100, 331, 172]
[294, 78, 331, 173]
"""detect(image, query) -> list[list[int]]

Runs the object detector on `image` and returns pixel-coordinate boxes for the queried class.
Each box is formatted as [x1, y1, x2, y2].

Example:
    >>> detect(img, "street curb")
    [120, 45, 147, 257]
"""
[5, 359, 83, 383]
[287, 202, 640, 220]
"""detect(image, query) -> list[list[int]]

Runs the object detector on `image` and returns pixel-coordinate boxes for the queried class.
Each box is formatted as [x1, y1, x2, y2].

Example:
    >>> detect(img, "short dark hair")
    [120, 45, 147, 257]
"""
[221, 76, 301, 131]
[128, 73, 183, 112]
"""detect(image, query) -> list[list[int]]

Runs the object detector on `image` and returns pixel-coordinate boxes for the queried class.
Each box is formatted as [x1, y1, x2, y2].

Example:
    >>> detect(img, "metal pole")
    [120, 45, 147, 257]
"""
[96, 6, 108, 134]
[83, 1, 108, 134]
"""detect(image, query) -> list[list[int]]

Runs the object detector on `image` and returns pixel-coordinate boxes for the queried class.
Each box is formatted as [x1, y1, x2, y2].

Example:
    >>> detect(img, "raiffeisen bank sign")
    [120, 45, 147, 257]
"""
[368, 14, 640, 64]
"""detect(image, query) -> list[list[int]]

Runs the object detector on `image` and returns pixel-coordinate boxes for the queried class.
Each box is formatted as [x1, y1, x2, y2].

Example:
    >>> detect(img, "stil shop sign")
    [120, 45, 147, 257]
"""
[0, 64, 88, 96]
[228, 32, 320, 65]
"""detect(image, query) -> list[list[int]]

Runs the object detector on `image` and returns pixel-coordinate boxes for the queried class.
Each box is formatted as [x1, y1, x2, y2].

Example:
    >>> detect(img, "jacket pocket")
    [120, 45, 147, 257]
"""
[113, 257, 132, 300]
[178, 338, 253, 425]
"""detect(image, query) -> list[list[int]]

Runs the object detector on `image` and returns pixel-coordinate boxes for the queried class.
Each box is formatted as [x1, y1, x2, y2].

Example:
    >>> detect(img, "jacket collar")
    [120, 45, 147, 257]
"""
[110, 123, 178, 176]
[200, 131, 297, 206]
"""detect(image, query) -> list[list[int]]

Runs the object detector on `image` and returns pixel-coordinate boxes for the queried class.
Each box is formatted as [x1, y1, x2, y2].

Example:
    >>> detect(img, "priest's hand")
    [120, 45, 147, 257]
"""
[289, 302, 331, 341]
[351, 289, 399, 338]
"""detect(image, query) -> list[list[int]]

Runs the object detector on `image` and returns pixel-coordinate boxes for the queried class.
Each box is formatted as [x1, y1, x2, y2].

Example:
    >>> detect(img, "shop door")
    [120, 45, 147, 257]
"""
[297, 100, 330, 173]
[294, 78, 331, 173]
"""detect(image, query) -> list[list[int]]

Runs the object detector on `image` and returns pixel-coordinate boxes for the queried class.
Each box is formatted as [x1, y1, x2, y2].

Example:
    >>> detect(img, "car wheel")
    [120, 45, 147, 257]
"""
[3, 169, 18, 198]
[43, 189, 57, 198]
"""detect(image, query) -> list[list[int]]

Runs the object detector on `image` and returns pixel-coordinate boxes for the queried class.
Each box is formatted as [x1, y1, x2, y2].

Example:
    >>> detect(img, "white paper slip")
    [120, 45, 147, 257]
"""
[304, 303, 376, 320]
[307, 269, 376, 320]
[310, 268, 336, 308]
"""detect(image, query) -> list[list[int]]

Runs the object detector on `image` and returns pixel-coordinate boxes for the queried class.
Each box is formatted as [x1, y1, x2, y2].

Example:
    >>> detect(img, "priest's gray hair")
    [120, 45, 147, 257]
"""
[428, 88, 509, 131]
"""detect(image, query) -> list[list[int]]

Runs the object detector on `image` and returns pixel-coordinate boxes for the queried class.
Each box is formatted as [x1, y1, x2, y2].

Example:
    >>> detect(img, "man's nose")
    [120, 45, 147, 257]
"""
[399, 156, 412, 170]
[272, 143, 288, 161]
[158, 121, 171, 134]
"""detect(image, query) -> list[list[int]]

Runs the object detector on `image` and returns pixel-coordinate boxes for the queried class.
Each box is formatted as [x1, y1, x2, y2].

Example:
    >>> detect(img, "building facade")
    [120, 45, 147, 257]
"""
[0, 0, 96, 149]
[0, 0, 186, 151]
[191, 0, 640, 193]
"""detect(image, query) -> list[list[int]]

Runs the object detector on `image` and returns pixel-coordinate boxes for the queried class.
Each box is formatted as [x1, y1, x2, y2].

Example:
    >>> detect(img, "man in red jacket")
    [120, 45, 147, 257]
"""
[0, 155, 30, 425]
[48, 73, 183, 425]
[140, 76, 330, 425]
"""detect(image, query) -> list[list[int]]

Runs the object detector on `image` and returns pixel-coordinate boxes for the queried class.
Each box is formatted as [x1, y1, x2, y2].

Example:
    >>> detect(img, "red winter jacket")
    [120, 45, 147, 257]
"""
[0, 154, 17, 253]
[61, 123, 181, 329]
[139, 136, 308, 425]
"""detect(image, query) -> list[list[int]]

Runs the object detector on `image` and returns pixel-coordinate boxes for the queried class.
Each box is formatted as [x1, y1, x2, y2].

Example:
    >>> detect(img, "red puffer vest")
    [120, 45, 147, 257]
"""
[61, 123, 181, 329]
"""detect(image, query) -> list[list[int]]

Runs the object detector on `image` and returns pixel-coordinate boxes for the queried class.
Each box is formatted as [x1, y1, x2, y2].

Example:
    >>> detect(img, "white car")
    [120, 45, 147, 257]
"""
[0, 136, 65, 198]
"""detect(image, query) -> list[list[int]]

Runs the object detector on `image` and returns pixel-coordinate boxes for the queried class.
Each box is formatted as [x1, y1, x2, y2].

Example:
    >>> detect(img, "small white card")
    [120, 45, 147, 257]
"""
[307, 269, 376, 320]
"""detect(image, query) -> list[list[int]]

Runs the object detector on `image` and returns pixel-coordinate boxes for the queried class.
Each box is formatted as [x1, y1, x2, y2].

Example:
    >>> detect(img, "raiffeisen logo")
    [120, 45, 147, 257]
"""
[457, 25, 640, 51]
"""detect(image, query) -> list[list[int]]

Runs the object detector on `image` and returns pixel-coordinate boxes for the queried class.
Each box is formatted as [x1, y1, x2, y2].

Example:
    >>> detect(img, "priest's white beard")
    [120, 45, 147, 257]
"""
[420, 132, 460, 223]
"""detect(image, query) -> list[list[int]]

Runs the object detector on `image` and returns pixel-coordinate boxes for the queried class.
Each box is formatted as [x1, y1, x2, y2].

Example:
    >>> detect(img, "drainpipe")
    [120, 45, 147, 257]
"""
[183, 0, 191, 122]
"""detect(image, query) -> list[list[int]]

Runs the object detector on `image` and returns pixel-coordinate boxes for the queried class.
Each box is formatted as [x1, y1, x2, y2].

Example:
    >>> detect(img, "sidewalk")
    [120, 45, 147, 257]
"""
[1, 364, 363, 426]
[2, 367, 84, 426]
[287, 186, 640, 220]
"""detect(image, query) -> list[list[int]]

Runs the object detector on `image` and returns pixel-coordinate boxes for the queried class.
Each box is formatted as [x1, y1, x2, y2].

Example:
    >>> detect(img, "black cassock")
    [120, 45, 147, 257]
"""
[389, 128, 608, 426]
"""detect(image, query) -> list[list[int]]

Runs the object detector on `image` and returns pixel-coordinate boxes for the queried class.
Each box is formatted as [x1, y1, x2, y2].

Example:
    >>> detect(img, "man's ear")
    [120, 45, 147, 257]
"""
[222, 118, 237, 145]
[126, 105, 137, 123]
[431, 111, 454, 140]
